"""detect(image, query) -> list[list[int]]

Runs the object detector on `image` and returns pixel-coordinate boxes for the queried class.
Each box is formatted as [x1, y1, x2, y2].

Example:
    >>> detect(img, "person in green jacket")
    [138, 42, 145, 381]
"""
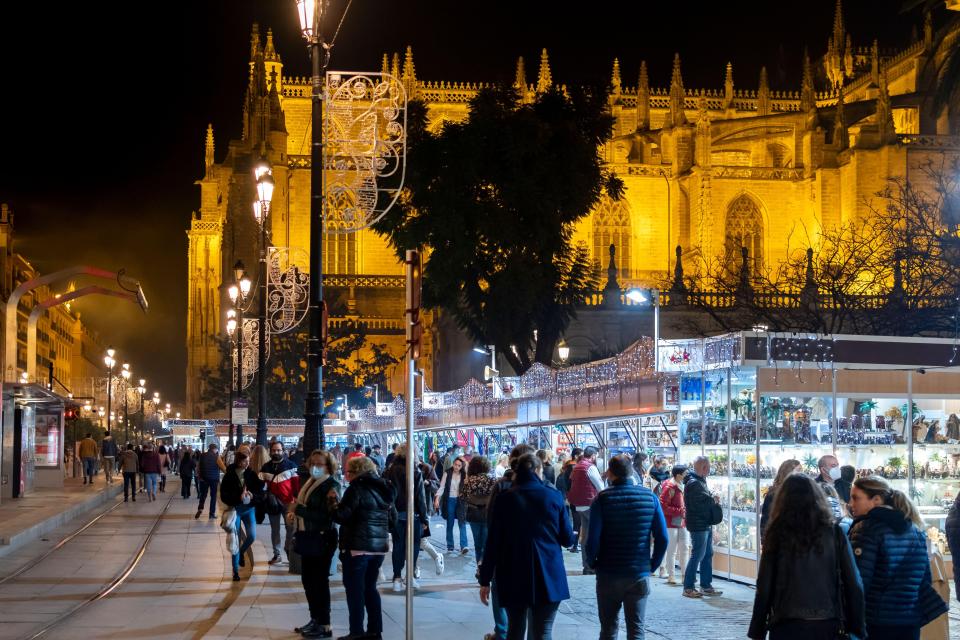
[288, 449, 341, 639]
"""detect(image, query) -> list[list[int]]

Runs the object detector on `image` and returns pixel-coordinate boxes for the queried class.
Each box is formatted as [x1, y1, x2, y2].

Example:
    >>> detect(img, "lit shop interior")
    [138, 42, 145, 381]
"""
[664, 332, 960, 582]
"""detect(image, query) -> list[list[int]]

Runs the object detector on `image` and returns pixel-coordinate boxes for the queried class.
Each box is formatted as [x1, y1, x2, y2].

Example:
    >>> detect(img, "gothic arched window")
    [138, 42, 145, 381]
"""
[592, 199, 632, 279]
[725, 195, 763, 275]
[324, 213, 358, 274]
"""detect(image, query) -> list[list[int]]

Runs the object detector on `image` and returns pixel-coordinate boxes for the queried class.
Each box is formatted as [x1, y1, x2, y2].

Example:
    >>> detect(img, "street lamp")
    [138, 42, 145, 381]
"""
[227, 261, 251, 446]
[121, 364, 131, 444]
[626, 288, 660, 372]
[253, 162, 274, 446]
[104, 347, 116, 431]
[137, 379, 146, 442]
[364, 384, 379, 406]
[557, 340, 570, 365]
[294, 0, 328, 453]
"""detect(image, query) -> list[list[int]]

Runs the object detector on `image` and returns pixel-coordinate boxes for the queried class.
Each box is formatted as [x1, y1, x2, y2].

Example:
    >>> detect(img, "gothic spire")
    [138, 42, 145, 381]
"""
[204, 124, 215, 176]
[724, 62, 734, 110]
[800, 48, 815, 113]
[636, 60, 650, 131]
[537, 48, 553, 93]
[669, 53, 687, 127]
[757, 67, 770, 116]
[832, 0, 845, 50]
[610, 58, 622, 101]
[514, 56, 526, 91]
[250, 23, 261, 61]
[870, 39, 879, 86]
[391, 53, 400, 80]
[877, 70, 896, 144]
[833, 83, 848, 150]
[264, 28, 280, 62]
[402, 46, 416, 82]
[381, 53, 390, 77]
[402, 46, 417, 97]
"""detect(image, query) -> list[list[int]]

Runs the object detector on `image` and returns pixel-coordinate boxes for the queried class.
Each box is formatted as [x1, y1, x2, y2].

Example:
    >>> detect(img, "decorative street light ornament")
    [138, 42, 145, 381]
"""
[233, 317, 267, 390]
[323, 71, 407, 233]
[267, 246, 310, 334]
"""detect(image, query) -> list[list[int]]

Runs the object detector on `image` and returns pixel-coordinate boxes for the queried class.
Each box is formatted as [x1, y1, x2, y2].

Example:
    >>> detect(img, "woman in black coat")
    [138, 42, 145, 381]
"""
[749, 475, 865, 640]
[179, 449, 196, 499]
[332, 456, 396, 639]
[289, 449, 341, 638]
[220, 452, 266, 581]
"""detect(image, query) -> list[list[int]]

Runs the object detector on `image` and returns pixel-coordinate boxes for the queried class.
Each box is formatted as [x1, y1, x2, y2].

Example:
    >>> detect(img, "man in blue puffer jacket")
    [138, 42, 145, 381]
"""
[586, 454, 668, 640]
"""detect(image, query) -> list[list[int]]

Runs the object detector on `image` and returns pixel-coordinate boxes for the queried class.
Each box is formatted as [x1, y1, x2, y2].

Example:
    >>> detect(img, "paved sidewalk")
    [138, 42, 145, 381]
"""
[217, 517, 757, 639]
[0, 473, 121, 555]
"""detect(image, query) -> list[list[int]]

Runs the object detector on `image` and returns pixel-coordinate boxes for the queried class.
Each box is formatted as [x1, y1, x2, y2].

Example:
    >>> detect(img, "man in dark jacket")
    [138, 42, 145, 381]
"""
[196, 443, 226, 520]
[260, 441, 302, 565]
[482, 443, 535, 640]
[100, 431, 118, 484]
[586, 454, 668, 640]
[682, 456, 723, 598]
[383, 444, 428, 590]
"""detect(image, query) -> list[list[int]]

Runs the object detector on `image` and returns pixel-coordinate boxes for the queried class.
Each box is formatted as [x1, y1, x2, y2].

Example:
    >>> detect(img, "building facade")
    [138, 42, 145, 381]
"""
[186, 4, 960, 415]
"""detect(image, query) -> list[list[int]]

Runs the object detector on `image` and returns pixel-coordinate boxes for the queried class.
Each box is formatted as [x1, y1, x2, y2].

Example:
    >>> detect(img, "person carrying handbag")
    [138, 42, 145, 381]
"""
[682, 456, 723, 598]
[436, 456, 469, 554]
[749, 474, 866, 640]
[220, 451, 266, 581]
[462, 456, 496, 562]
[288, 450, 341, 639]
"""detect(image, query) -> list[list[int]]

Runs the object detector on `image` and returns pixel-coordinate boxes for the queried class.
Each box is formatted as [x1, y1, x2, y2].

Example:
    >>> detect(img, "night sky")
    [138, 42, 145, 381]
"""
[0, 1, 917, 406]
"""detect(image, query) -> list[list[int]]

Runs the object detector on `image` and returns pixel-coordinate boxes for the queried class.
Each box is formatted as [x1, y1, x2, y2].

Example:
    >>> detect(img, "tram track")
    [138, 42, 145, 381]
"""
[15, 493, 175, 640]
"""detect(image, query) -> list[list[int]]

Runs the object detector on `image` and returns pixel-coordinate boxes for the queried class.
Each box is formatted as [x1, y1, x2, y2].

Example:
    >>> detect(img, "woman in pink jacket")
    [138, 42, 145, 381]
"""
[658, 465, 689, 584]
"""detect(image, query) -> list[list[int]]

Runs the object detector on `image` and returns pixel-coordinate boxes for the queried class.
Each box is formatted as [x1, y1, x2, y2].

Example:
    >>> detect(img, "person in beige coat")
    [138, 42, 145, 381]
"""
[921, 539, 950, 640]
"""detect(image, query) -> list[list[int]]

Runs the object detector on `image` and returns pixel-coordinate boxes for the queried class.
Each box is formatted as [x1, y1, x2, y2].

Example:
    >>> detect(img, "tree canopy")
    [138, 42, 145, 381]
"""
[198, 321, 397, 418]
[374, 86, 622, 374]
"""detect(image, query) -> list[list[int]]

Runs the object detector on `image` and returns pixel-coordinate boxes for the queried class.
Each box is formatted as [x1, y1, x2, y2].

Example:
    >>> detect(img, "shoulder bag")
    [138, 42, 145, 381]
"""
[264, 471, 286, 516]
[834, 524, 852, 640]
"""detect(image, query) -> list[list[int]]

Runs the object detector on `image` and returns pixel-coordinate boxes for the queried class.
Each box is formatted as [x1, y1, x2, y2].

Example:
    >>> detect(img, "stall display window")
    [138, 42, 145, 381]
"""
[34, 409, 61, 468]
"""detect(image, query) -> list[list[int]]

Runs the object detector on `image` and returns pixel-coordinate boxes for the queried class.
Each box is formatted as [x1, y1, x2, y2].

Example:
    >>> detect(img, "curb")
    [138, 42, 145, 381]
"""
[0, 483, 123, 555]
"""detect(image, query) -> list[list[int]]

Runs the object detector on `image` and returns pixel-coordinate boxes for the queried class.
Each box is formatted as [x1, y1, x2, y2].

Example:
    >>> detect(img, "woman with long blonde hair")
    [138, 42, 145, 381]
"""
[848, 476, 947, 639]
[249, 444, 270, 474]
[760, 459, 801, 537]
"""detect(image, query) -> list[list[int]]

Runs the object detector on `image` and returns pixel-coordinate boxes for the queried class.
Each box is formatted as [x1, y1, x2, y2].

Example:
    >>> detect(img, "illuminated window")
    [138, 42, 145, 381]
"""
[592, 198, 632, 279]
[725, 195, 763, 275]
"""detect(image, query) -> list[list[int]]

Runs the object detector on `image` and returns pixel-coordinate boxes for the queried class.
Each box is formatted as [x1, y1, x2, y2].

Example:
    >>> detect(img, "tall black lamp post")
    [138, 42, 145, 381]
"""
[295, 0, 328, 452]
[104, 347, 115, 434]
[253, 160, 274, 446]
[120, 363, 131, 444]
[227, 262, 251, 447]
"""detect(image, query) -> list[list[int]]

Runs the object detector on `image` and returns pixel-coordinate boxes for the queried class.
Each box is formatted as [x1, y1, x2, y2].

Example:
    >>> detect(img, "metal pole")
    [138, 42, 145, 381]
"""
[124, 381, 129, 444]
[653, 290, 660, 372]
[405, 350, 415, 640]
[236, 305, 244, 445]
[304, 37, 326, 452]
[139, 393, 144, 443]
[228, 352, 234, 447]
[256, 215, 268, 446]
[106, 366, 112, 435]
[907, 371, 914, 495]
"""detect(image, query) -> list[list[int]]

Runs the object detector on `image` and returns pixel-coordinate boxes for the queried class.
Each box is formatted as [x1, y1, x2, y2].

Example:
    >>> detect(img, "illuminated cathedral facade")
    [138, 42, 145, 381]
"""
[186, 3, 960, 417]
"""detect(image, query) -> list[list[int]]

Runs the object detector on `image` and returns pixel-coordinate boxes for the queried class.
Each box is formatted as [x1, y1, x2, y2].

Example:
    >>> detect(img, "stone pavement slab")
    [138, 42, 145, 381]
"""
[0, 474, 121, 554]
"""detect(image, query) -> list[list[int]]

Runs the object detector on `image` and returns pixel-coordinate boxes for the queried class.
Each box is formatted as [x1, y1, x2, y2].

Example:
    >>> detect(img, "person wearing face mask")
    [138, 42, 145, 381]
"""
[816, 454, 841, 487]
[220, 451, 266, 581]
[260, 441, 303, 565]
[288, 450, 341, 639]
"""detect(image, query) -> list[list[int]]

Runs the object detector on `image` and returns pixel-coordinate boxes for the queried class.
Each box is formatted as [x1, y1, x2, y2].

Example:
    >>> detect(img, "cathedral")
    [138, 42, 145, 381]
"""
[186, 2, 960, 417]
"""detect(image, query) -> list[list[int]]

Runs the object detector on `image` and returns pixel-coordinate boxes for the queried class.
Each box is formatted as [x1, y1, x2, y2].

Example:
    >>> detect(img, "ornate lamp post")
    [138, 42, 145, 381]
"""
[137, 379, 146, 442]
[227, 262, 251, 446]
[295, 0, 327, 452]
[254, 159, 274, 446]
[104, 347, 116, 432]
[121, 363, 131, 444]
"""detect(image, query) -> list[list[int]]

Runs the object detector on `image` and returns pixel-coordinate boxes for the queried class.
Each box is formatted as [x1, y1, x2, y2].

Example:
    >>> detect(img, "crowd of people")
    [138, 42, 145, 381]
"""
[75, 430, 956, 640]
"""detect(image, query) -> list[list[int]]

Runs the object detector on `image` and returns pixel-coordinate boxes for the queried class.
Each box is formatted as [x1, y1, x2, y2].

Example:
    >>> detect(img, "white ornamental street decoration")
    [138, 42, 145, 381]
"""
[324, 71, 407, 233]
[267, 246, 310, 334]
[233, 318, 267, 391]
